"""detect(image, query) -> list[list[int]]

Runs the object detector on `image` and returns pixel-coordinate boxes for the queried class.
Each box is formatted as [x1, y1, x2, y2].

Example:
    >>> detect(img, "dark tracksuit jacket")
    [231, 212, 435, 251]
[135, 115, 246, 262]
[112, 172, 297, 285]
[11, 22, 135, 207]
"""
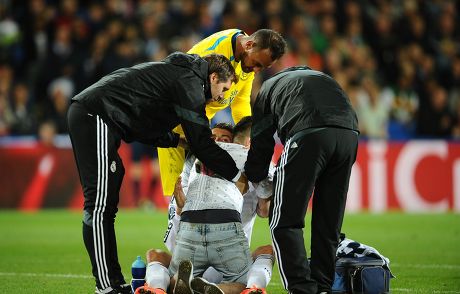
[67, 52, 239, 291]
[245, 66, 359, 294]
[72, 52, 239, 181]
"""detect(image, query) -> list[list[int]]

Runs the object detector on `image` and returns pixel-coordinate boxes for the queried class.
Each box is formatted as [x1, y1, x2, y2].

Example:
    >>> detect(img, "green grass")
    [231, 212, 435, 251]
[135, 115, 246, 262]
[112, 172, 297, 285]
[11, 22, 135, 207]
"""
[0, 210, 459, 293]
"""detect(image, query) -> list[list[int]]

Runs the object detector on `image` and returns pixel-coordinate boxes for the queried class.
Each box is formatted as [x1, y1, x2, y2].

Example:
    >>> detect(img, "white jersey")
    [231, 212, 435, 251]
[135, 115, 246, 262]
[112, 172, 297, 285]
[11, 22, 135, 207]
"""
[183, 142, 247, 213]
[164, 142, 274, 252]
[239, 183, 264, 244]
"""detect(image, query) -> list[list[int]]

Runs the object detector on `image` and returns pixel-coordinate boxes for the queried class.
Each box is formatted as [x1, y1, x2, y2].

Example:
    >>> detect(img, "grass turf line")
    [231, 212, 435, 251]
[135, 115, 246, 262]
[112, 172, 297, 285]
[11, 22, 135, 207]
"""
[0, 210, 458, 293]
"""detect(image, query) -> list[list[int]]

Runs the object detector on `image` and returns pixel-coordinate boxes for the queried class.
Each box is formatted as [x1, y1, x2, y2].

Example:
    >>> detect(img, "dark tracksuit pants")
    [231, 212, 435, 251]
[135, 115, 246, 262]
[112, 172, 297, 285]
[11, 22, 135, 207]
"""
[269, 127, 358, 294]
[68, 102, 126, 291]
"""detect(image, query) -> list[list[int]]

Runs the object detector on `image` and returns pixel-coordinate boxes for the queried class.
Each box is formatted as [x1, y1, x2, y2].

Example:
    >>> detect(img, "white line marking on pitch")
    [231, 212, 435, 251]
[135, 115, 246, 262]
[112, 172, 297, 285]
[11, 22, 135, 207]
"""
[392, 288, 460, 293]
[0, 272, 92, 279]
[269, 284, 460, 293]
[2, 272, 459, 293]
[391, 263, 460, 270]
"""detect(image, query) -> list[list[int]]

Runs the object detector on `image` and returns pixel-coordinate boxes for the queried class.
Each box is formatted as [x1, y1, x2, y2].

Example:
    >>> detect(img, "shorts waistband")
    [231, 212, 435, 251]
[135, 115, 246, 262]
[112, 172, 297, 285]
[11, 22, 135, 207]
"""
[181, 209, 241, 223]
[290, 127, 327, 141]
[290, 127, 358, 141]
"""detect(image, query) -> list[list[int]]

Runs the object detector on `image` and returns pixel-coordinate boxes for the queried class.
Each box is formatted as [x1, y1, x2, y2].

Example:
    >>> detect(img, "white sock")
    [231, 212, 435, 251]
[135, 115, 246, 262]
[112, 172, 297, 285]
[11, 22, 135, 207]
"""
[145, 261, 170, 290]
[246, 254, 274, 288]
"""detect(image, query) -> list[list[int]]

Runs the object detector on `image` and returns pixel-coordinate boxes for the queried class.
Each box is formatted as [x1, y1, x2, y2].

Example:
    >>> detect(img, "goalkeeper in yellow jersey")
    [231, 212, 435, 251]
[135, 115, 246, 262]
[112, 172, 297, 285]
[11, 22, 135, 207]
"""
[158, 29, 287, 196]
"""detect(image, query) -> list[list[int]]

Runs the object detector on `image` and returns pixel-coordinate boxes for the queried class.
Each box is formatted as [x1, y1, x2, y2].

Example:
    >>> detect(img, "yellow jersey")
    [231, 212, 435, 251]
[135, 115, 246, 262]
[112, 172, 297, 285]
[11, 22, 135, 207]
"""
[158, 29, 254, 195]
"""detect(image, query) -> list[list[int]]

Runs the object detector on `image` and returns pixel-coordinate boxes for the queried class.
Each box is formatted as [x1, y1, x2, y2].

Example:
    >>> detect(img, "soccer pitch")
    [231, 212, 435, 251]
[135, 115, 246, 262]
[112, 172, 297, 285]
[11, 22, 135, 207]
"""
[0, 210, 459, 293]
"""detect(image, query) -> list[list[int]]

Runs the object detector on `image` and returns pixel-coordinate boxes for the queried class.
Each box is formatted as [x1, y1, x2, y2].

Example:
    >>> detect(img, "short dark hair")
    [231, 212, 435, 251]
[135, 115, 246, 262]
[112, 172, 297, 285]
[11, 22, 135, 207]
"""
[250, 29, 287, 61]
[212, 122, 234, 134]
[233, 116, 252, 141]
[203, 54, 238, 83]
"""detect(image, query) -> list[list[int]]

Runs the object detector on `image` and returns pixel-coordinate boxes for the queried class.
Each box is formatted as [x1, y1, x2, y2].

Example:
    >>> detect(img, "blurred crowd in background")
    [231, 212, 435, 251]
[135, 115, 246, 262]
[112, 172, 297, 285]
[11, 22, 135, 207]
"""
[0, 0, 459, 141]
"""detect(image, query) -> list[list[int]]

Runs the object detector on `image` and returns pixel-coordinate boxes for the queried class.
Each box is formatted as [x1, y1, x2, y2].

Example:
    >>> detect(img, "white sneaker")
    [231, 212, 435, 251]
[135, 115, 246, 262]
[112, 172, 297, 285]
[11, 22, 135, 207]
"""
[190, 277, 224, 294]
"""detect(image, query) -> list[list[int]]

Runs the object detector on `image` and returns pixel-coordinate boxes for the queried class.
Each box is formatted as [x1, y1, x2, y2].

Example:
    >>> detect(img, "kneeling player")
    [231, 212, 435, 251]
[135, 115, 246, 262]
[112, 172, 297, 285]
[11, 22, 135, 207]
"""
[138, 118, 274, 294]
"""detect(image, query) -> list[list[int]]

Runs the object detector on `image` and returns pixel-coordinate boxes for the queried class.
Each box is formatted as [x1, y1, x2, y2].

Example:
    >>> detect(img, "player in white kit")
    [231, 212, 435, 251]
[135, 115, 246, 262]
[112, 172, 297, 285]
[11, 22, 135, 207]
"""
[137, 118, 274, 294]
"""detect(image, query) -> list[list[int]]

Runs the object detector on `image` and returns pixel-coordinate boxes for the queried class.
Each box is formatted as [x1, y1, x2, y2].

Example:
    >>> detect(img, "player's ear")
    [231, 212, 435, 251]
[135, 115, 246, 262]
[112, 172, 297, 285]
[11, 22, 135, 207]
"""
[209, 72, 218, 83]
[245, 40, 254, 50]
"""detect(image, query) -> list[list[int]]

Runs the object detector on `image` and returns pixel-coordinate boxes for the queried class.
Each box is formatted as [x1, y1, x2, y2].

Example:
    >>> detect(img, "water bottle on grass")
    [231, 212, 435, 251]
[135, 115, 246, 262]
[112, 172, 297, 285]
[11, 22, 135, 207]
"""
[130, 256, 146, 293]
